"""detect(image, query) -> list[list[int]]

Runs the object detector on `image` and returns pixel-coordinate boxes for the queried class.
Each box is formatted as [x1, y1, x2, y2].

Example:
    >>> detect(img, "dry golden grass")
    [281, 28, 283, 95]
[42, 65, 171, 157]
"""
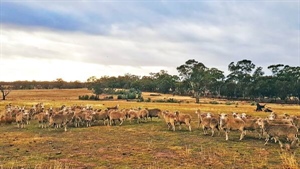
[0, 89, 299, 168]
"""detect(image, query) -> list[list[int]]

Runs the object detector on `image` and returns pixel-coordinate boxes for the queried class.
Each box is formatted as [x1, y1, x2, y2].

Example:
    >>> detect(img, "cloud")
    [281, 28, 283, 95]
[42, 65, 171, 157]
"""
[0, 1, 299, 81]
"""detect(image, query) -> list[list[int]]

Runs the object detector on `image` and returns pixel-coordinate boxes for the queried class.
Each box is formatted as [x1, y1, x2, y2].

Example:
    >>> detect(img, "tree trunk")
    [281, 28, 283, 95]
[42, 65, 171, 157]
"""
[1, 90, 5, 100]
[195, 92, 200, 104]
[0, 88, 11, 100]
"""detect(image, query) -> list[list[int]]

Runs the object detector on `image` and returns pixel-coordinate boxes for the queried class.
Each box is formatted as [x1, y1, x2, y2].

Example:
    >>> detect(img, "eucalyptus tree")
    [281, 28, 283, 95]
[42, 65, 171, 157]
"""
[227, 59, 256, 98]
[150, 70, 179, 94]
[276, 65, 300, 101]
[177, 59, 210, 103]
[249, 66, 265, 98]
[206, 68, 225, 97]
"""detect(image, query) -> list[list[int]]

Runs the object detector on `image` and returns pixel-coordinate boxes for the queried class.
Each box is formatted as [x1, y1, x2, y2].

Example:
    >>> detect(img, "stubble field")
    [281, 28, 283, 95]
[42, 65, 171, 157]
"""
[0, 89, 299, 169]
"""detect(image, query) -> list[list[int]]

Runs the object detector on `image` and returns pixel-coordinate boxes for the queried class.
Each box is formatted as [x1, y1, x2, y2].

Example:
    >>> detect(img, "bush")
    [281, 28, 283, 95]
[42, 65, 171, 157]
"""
[209, 101, 219, 104]
[127, 93, 136, 99]
[225, 101, 232, 105]
[89, 95, 95, 100]
[104, 95, 114, 100]
[150, 93, 161, 96]
[117, 95, 124, 99]
[78, 95, 90, 100]
[153, 98, 180, 103]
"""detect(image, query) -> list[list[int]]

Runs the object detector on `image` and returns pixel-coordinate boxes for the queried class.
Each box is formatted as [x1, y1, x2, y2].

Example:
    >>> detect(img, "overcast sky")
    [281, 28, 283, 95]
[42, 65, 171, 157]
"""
[0, 1, 299, 82]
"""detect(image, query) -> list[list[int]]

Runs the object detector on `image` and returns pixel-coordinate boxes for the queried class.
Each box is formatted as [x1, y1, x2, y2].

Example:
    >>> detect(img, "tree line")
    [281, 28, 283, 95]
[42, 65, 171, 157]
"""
[1, 59, 299, 103]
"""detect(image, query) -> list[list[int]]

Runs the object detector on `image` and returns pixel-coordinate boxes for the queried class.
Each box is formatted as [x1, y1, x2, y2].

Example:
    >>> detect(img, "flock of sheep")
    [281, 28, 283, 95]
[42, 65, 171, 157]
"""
[1, 102, 300, 150]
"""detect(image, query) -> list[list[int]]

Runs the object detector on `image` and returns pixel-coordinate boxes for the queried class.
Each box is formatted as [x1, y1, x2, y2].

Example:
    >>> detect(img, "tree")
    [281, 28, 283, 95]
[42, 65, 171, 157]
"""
[177, 59, 209, 103]
[150, 70, 178, 94]
[0, 85, 12, 100]
[54, 78, 65, 89]
[227, 59, 256, 98]
[206, 68, 225, 97]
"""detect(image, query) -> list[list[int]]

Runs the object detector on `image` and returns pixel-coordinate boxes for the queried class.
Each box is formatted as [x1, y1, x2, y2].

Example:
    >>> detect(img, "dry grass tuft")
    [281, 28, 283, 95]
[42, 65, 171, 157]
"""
[280, 152, 299, 169]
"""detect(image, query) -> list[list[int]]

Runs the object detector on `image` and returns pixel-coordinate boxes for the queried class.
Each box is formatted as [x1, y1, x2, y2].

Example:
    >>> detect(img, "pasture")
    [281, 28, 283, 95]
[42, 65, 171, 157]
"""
[0, 89, 299, 169]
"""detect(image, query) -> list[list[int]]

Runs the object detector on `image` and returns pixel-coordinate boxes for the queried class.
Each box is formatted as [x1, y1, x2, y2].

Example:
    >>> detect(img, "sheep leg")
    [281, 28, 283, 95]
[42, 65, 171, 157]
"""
[225, 131, 229, 141]
[188, 124, 191, 132]
[171, 123, 175, 131]
[264, 135, 270, 145]
[119, 119, 124, 126]
[203, 126, 207, 135]
[278, 139, 283, 149]
[239, 131, 245, 140]
[167, 123, 171, 130]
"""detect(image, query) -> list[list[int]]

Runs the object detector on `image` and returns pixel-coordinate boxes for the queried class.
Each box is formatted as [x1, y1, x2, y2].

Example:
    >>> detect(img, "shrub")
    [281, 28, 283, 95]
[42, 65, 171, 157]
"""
[127, 93, 136, 99]
[150, 93, 161, 96]
[209, 101, 219, 104]
[89, 95, 95, 100]
[78, 95, 90, 100]
[225, 101, 232, 105]
[104, 95, 114, 100]
[117, 95, 124, 99]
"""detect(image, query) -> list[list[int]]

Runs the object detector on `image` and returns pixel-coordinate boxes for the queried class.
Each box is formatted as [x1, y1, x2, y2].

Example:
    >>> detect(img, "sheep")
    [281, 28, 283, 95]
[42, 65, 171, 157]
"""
[15, 110, 26, 128]
[195, 109, 209, 128]
[256, 118, 299, 148]
[199, 112, 219, 136]
[219, 113, 246, 141]
[241, 117, 263, 139]
[92, 109, 110, 126]
[127, 109, 140, 124]
[267, 116, 293, 125]
[49, 111, 75, 131]
[146, 108, 161, 121]
[83, 110, 94, 127]
[161, 111, 176, 131]
[290, 116, 300, 130]
[109, 110, 126, 126]
[34, 112, 49, 128]
[241, 113, 252, 119]
[0, 111, 14, 124]
[174, 111, 192, 132]
[138, 108, 149, 122]
[73, 110, 94, 127]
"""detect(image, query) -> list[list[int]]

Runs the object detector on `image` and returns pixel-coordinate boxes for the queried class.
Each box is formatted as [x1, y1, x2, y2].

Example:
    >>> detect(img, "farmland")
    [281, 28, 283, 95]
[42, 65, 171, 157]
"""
[0, 89, 299, 169]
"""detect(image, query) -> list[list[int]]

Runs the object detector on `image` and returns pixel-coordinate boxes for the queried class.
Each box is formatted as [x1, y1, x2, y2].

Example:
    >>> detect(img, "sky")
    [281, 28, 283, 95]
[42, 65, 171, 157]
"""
[0, 0, 299, 82]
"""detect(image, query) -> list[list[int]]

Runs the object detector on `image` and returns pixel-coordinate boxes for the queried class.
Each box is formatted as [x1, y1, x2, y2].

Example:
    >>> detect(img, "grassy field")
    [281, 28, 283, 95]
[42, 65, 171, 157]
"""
[0, 89, 299, 169]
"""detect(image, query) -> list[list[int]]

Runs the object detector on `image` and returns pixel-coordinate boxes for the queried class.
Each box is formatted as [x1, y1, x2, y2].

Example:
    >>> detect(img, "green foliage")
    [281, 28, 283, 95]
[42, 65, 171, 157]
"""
[177, 59, 225, 103]
[79, 95, 99, 100]
[153, 98, 180, 103]
[209, 101, 219, 104]
[116, 89, 139, 100]
[225, 101, 232, 105]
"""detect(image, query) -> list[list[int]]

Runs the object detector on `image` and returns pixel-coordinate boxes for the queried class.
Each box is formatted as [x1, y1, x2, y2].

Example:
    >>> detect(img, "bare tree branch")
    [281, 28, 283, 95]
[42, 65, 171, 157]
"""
[0, 85, 12, 100]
